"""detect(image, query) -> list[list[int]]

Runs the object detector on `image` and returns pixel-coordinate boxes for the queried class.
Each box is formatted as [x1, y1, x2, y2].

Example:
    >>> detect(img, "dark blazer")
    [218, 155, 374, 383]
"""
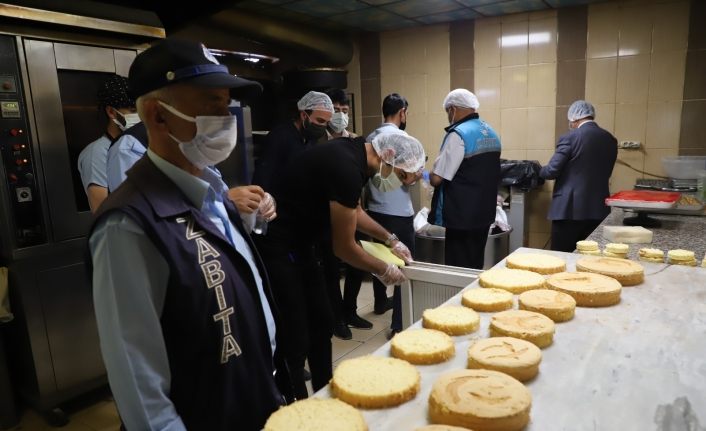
[540, 121, 617, 220]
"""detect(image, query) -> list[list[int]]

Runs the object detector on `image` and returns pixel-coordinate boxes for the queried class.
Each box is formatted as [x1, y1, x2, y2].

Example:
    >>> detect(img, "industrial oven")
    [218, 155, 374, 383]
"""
[0, 6, 163, 425]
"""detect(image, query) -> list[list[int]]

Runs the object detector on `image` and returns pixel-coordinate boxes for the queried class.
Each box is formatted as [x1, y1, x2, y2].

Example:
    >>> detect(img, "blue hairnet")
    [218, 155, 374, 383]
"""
[567, 100, 595, 121]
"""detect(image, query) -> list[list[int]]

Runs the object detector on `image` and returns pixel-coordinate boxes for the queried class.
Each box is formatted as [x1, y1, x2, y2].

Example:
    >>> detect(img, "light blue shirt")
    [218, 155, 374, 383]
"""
[366, 124, 414, 217]
[107, 133, 146, 192]
[77, 135, 111, 191]
[90, 149, 276, 431]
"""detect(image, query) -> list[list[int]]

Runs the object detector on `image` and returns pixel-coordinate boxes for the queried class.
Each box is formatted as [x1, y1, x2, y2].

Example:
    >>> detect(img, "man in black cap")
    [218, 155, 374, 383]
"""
[89, 38, 292, 431]
[77, 74, 137, 212]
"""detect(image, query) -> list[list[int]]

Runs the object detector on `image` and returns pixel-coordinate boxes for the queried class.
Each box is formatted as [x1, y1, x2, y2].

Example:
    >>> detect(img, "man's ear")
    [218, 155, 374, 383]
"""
[105, 106, 116, 119]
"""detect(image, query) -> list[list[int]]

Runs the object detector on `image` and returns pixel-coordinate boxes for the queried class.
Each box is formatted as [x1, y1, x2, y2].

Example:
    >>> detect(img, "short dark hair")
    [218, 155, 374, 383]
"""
[382, 93, 408, 118]
[326, 88, 349, 106]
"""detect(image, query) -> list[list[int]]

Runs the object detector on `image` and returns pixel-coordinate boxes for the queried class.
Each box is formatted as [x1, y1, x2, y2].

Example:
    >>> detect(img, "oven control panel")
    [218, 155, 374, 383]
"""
[0, 35, 46, 248]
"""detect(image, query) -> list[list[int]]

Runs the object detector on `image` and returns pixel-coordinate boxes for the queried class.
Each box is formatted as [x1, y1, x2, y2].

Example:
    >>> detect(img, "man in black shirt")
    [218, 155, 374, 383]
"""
[256, 133, 426, 399]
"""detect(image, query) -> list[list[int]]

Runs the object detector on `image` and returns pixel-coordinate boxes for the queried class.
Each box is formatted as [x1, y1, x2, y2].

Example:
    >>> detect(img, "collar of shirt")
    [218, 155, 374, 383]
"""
[146, 149, 228, 210]
[578, 120, 596, 128]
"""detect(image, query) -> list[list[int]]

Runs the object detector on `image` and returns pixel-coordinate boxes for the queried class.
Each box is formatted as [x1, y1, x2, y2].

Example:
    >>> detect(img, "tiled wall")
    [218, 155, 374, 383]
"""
[585, 0, 691, 193]
[680, 0, 706, 156]
[344, 41, 363, 136]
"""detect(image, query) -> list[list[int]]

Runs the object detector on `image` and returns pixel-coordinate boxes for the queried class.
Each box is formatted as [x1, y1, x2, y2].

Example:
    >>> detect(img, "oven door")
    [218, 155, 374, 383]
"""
[23, 40, 137, 242]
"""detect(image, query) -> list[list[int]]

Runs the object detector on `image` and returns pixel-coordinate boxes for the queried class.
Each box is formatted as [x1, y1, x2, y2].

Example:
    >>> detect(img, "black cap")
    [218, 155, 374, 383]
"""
[97, 74, 135, 109]
[128, 38, 263, 99]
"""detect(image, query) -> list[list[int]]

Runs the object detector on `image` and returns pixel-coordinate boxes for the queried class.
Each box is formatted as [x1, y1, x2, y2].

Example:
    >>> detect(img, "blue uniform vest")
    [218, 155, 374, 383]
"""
[91, 157, 291, 431]
[429, 114, 501, 230]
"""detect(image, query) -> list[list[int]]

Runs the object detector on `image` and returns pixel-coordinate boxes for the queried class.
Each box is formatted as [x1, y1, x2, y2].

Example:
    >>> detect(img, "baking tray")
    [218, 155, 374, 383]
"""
[606, 190, 680, 209]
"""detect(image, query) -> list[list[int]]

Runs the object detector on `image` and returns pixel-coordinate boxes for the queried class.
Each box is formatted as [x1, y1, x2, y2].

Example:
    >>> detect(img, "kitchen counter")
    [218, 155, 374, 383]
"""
[586, 207, 706, 261]
[315, 248, 706, 430]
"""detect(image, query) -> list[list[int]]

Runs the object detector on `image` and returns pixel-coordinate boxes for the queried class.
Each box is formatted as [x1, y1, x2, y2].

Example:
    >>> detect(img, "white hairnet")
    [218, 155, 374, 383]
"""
[297, 91, 334, 113]
[443, 88, 479, 110]
[567, 100, 595, 121]
[372, 132, 426, 173]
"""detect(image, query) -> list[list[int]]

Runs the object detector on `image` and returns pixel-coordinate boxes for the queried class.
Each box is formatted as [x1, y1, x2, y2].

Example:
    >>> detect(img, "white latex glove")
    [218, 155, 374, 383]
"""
[390, 240, 413, 264]
[258, 192, 277, 221]
[374, 263, 406, 286]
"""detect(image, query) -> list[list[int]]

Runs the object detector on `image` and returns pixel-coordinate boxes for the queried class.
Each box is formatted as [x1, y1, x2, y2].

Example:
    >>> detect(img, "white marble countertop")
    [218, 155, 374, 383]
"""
[315, 248, 706, 430]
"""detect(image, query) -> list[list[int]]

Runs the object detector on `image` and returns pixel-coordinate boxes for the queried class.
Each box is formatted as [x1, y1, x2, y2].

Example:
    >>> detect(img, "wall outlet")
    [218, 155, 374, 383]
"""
[618, 141, 642, 149]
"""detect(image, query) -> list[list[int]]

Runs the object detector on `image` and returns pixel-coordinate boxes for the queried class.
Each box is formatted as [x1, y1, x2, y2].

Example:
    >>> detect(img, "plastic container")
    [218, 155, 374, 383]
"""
[697, 170, 706, 201]
[661, 156, 706, 180]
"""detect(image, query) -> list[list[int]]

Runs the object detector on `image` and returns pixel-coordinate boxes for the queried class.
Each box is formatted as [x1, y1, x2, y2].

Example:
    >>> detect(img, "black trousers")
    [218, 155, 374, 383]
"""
[445, 225, 490, 270]
[255, 238, 334, 399]
[550, 219, 602, 252]
[343, 212, 414, 332]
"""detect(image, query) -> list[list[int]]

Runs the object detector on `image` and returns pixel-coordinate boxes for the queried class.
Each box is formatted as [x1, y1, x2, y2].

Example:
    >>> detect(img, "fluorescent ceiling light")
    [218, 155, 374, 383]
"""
[501, 32, 551, 47]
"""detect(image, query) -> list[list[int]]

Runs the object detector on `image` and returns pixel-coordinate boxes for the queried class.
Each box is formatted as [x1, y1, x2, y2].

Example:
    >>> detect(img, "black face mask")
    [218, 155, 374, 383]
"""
[399, 121, 407, 131]
[303, 117, 327, 140]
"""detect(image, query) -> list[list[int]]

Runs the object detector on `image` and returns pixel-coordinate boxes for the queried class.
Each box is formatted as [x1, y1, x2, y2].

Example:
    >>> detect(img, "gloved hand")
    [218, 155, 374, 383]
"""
[258, 192, 277, 222]
[374, 263, 407, 286]
[390, 240, 413, 264]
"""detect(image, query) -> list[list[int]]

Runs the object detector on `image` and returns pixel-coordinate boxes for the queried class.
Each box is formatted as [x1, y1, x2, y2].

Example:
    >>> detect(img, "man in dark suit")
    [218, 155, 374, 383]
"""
[539, 100, 617, 252]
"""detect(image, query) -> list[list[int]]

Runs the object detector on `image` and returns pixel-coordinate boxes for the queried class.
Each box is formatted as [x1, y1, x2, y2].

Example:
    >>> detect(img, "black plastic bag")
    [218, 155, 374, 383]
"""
[499, 159, 545, 191]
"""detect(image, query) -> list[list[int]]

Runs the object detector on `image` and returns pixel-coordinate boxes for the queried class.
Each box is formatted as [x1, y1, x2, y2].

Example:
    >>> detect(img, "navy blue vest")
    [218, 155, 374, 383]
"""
[91, 157, 290, 431]
[429, 114, 501, 230]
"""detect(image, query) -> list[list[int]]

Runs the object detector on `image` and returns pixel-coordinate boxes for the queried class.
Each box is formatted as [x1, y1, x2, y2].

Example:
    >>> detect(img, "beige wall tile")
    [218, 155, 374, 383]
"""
[380, 35, 405, 77]
[587, 4, 620, 58]
[500, 108, 528, 150]
[529, 9, 557, 20]
[645, 101, 682, 149]
[652, 1, 689, 52]
[529, 17, 558, 64]
[475, 21, 501, 68]
[529, 193, 552, 233]
[528, 63, 557, 107]
[526, 149, 556, 165]
[501, 20, 529, 67]
[528, 232, 551, 250]
[345, 42, 363, 136]
[501, 149, 527, 160]
[475, 67, 501, 108]
[615, 102, 648, 144]
[618, 6, 653, 56]
[610, 149, 644, 193]
[481, 108, 501, 132]
[616, 55, 650, 103]
[594, 103, 616, 134]
[648, 50, 687, 102]
[500, 65, 528, 108]
[427, 73, 451, 114]
[424, 25, 451, 73]
[427, 112, 449, 151]
[502, 12, 529, 23]
[643, 148, 678, 178]
[402, 74, 428, 114]
[527, 107, 556, 150]
[405, 112, 429, 152]
[380, 75, 400, 104]
[585, 57, 617, 104]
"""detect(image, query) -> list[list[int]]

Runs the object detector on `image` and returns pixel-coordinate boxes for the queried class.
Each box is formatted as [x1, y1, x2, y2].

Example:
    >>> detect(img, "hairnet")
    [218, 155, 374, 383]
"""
[296, 91, 334, 113]
[443, 88, 479, 110]
[567, 100, 595, 121]
[98, 74, 134, 109]
[372, 132, 426, 173]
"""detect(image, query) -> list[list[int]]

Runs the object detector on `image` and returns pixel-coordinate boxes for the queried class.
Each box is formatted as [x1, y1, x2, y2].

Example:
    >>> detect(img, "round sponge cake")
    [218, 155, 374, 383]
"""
[428, 369, 531, 431]
[489, 310, 555, 348]
[390, 329, 455, 365]
[478, 268, 546, 294]
[264, 398, 367, 431]
[462, 287, 514, 312]
[505, 253, 566, 275]
[518, 289, 576, 322]
[545, 272, 622, 307]
[575, 257, 644, 286]
[423, 306, 480, 336]
[331, 356, 420, 409]
[467, 337, 542, 382]
[416, 426, 473, 431]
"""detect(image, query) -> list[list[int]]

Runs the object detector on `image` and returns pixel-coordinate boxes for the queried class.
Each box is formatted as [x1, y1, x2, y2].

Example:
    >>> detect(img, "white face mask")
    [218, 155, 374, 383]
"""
[112, 110, 141, 131]
[371, 162, 403, 192]
[158, 101, 238, 170]
[329, 111, 349, 133]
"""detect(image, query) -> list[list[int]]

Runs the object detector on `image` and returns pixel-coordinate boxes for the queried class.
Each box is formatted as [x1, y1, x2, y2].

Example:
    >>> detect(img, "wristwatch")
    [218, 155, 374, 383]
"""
[384, 233, 399, 247]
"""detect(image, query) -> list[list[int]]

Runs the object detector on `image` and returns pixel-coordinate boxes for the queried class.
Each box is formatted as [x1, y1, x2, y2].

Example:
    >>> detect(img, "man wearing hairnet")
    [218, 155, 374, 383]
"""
[252, 91, 333, 198]
[539, 100, 617, 252]
[429, 89, 501, 269]
[255, 133, 425, 399]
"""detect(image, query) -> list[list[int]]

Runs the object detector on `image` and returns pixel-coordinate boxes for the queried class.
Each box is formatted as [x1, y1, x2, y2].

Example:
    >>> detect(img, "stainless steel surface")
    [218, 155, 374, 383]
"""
[414, 227, 512, 270]
[399, 262, 479, 329]
[506, 187, 528, 253]
[54, 43, 117, 73]
[317, 248, 706, 430]
[0, 3, 165, 39]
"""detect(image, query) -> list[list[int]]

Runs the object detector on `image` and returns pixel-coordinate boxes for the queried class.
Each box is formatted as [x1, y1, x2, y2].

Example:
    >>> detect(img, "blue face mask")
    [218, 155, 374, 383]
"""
[371, 162, 403, 192]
